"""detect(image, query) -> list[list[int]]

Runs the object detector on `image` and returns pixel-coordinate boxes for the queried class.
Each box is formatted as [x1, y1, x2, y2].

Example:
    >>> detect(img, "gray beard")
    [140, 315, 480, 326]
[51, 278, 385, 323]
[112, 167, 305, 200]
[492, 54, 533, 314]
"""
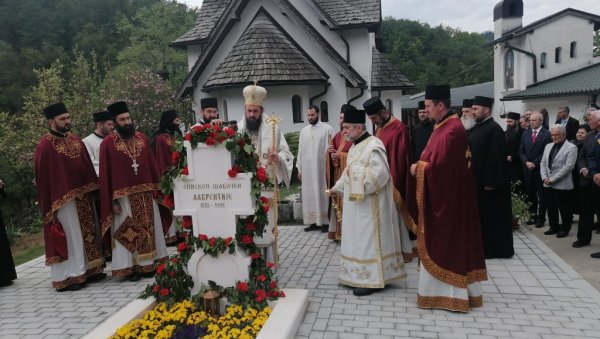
[461, 116, 476, 131]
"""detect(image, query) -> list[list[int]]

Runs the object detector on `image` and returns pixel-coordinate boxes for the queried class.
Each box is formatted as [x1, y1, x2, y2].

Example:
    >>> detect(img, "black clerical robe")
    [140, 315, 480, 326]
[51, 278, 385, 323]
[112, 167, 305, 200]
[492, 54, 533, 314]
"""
[505, 126, 524, 187]
[0, 202, 17, 286]
[411, 121, 433, 161]
[468, 117, 514, 259]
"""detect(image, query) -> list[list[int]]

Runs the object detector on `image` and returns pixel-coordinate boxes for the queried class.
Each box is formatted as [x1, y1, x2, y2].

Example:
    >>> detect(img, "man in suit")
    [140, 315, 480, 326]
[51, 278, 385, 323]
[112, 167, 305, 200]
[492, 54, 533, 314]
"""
[555, 106, 579, 141]
[519, 112, 552, 227]
[573, 112, 599, 248]
[540, 125, 578, 238]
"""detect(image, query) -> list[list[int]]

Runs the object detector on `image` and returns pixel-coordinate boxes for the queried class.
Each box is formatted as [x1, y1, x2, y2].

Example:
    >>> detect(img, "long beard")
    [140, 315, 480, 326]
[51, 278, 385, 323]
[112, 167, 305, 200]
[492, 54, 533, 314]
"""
[116, 123, 136, 138]
[245, 117, 262, 132]
[461, 116, 476, 131]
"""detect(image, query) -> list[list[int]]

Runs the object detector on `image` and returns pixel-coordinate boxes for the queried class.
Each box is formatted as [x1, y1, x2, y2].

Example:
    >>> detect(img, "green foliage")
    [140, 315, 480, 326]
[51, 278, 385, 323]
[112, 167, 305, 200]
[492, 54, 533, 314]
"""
[140, 257, 194, 308]
[382, 18, 494, 92]
[284, 132, 300, 185]
[511, 182, 532, 229]
[594, 30, 600, 58]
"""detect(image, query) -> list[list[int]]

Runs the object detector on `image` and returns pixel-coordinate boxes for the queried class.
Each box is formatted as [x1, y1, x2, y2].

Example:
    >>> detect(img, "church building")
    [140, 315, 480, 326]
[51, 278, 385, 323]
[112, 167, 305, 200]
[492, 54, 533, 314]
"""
[492, 0, 600, 123]
[171, 0, 413, 132]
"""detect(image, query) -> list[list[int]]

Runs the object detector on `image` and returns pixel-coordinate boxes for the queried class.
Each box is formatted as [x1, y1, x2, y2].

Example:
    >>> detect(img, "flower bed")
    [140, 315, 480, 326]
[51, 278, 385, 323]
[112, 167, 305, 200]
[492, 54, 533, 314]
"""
[110, 300, 270, 339]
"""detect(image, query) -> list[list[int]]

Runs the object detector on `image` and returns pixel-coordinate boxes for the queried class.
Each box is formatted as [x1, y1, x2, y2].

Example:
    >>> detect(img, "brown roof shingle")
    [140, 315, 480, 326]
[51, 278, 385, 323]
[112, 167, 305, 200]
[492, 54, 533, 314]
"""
[371, 48, 414, 90]
[310, 0, 380, 28]
[172, 0, 231, 46]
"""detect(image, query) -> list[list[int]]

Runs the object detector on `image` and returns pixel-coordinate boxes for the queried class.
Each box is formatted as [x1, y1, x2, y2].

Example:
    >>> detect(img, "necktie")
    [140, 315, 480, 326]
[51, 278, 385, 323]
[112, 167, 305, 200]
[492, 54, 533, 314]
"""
[532, 130, 537, 143]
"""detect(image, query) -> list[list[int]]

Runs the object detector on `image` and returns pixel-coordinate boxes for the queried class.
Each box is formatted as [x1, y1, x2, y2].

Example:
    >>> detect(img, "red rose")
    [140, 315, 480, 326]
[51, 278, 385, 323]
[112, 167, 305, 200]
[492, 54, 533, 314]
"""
[250, 252, 261, 260]
[209, 237, 216, 247]
[171, 151, 180, 164]
[232, 165, 242, 173]
[237, 139, 245, 147]
[177, 242, 189, 252]
[160, 288, 170, 297]
[182, 216, 193, 229]
[152, 285, 160, 293]
[246, 222, 257, 232]
[271, 290, 279, 297]
[163, 195, 174, 209]
[224, 127, 235, 137]
[259, 196, 269, 204]
[199, 234, 208, 241]
[237, 281, 249, 293]
[170, 257, 180, 263]
[156, 263, 166, 275]
[267, 262, 275, 268]
[256, 274, 267, 282]
[193, 125, 204, 134]
[255, 289, 267, 302]
[205, 137, 216, 146]
[212, 124, 220, 132]
[262, 204, 269, 213]
[227, 169, 238, 178]
[270, 280, 277, 289]
[168, 271, 176, 278]
[241, 235, 253, 244]
[224, 237, 233, 246]
[181, 166, 189, 176]
[256, 167, 268, 183]
[280, 290, 285, 297]
[185, 132, 191, 141]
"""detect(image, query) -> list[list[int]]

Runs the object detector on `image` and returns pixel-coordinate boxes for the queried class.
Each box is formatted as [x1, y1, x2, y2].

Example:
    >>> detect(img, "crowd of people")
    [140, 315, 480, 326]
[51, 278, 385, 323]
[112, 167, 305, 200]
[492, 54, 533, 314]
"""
[2, 81, 599, 315]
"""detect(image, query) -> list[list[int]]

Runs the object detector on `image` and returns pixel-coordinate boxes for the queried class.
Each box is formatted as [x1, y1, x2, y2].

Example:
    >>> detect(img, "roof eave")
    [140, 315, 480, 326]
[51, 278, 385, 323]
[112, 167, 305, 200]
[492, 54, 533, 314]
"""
[201, 79, 329, 92]
[372, 85, 415, 91]
[501, 90, 600, 101]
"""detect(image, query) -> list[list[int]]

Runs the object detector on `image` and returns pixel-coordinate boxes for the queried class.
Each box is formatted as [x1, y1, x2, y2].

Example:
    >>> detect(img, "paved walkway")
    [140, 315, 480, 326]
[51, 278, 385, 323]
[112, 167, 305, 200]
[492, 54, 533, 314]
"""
[2, 226, 600, 338]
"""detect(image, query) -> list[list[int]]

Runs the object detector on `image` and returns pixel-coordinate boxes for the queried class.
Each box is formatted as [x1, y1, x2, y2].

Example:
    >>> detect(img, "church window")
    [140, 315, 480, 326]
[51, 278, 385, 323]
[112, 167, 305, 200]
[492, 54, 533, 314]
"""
[320, 101, 329, 122]
[292, 95, 303, 123]
[386, 99, 393, 114]
[555, 47, 562, 63]
[504, 50, 514, 90]
[570, 41, 577, 58]
[540, 52, 547, 69]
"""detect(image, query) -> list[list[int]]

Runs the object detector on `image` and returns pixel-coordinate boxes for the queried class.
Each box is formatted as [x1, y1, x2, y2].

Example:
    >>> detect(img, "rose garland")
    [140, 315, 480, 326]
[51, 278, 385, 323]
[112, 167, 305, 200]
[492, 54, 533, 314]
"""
[147, 123, 283, 309]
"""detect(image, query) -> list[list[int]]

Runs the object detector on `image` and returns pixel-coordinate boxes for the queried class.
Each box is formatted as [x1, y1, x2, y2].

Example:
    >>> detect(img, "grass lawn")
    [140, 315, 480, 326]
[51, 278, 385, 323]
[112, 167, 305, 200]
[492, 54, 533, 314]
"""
[11, 231, 45, 266]
[13, 244, 45, 266]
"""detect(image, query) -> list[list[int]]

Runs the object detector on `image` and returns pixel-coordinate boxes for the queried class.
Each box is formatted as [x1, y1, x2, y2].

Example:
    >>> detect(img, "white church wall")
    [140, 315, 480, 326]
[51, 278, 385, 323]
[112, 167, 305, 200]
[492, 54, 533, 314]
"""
[522, 95, 590, 124]
[343, 28, 372, 88]
[186, 44, 203, 71]
[289, 0, 348, 55]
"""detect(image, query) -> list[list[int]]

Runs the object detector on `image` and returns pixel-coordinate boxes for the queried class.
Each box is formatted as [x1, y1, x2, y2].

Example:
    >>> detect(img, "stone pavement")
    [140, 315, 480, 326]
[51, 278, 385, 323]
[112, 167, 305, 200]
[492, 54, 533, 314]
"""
[2, 226, 600, 338]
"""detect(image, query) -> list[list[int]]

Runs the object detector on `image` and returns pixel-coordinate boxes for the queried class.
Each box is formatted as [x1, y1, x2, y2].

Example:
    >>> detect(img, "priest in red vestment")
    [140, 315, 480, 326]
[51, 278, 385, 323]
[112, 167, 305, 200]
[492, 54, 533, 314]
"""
[326, 104, 354, 240]
[34, 103, 106, 291]
[411, 85, 487, 312]
[99, 101, 169, 281]
[363, 97, 417, 262]
[152, 109, 182, 245]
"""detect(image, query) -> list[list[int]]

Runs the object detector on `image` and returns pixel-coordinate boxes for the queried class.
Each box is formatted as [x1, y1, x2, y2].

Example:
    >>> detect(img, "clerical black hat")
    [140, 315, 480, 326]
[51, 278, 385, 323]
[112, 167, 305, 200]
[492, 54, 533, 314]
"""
[418, 101, 425, 110]
[43, 102, 68, 119]
[424, 85, 450, 100]
[107, 101, 129, 117]
[340, 104, 356, 114]
[200, 98, 218, 110]
[343, 109, 366, 124]
[92, 111, 111, 122]
[462, 99, 474, 108]
[159, 109, 178, 125]
[472, 96, 494, 108]
[506, 112, 520, 120]
[363, 97, 386, 116]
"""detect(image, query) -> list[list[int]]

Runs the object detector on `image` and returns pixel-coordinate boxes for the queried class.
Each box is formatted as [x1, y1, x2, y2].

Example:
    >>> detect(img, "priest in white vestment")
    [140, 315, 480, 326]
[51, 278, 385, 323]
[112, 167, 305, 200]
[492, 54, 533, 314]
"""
[328, 109, 406, 296]
[83, 111, 114, 176]
[237, 84, 293, 264]
[297, 105, 334, 231]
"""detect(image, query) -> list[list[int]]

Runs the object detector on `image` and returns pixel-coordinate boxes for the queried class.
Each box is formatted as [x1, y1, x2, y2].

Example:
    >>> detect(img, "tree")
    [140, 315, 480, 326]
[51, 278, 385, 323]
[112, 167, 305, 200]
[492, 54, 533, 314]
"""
[594, 30, 600, 57]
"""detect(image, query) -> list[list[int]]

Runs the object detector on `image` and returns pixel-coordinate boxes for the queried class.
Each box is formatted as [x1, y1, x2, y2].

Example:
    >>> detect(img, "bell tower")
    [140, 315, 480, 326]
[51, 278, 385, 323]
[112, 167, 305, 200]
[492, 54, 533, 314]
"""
[493, 0, 523, 39]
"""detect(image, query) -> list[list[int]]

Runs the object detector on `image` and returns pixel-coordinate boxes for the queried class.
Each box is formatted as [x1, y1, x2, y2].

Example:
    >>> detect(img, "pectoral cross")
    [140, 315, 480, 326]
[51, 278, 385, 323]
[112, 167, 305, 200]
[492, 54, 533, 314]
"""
[132, 159, 139, 175]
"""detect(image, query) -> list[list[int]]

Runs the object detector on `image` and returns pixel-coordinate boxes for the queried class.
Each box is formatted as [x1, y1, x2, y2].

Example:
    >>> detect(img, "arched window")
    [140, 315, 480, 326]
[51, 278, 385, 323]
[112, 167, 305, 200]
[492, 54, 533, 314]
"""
[222, 99, 228, 121]
[555, 47, 562, 63]
[320, 101, 329, 122]
[385, 99, 393, 114]
[570, 41, 577, 58]
[292, 95, 303, 123]
[540, 52, 547, 69]
[504, 50, 514, 90]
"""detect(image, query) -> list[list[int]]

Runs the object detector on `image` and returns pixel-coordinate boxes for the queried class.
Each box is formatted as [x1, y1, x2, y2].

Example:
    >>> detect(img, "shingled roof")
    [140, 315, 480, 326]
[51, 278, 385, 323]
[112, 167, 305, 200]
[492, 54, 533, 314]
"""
[501, 62, 600, 101]
[371, 48, 414, 91]
[172, 0, 231, 47]
[309, 0, 380, 29]
[203, 11, 328, 90]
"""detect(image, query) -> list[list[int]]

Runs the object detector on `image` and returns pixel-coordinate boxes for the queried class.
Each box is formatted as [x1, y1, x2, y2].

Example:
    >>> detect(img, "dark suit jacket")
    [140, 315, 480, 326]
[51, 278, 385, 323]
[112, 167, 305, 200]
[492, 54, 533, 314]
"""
[555, 116, 580, 141]
[519, 127, 552, 171]
[577, 131, 598, 186]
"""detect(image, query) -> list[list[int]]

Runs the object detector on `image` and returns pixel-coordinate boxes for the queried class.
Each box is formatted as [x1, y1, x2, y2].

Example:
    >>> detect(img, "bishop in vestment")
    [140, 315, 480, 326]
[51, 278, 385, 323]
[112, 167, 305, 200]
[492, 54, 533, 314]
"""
[99, 101, 169, 281]
[326, 104, 354, 240]
[412, 85, 487, 312]
[329, 109, 406, 296]
[469, 96, 514, 259]
[237, 84, 293, 263]
[152, 109, 182, 245]
[35, 103, 105, 291]
[364, 97, 417, 262]
[297, 105, 334, 231]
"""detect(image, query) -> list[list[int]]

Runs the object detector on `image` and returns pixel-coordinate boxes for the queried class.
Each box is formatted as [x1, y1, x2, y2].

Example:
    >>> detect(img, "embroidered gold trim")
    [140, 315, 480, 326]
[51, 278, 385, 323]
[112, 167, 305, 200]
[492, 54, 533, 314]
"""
[417, 294, 484, 313]
[43, 183, 99, 224]
[341, 251, 404, 264]
[46, 133, 83, 159]
[113, 183, 160, 201]
[46, 256, 65, 266]
[52, 274, 87, 289]
[371, 193, 385, 284]
[393, 187, 418, 234]
[416, 160, 488, 288]
[433, 114, 458, 130]
[112, 267, 134, 277]
[339, 273, 405, 289]
[75, 195, 103, 269]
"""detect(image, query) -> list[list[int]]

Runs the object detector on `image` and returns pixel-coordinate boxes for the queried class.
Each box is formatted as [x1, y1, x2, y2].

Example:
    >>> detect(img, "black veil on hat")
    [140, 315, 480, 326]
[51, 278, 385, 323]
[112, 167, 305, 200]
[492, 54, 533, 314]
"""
[107, 101, 129, 118]
[43, 103, 68, 119]
[340, 104, 356, 114]
[418, 101, 425, 110]
[506, 112, 520, 120]
[462, 99, 474, 108]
